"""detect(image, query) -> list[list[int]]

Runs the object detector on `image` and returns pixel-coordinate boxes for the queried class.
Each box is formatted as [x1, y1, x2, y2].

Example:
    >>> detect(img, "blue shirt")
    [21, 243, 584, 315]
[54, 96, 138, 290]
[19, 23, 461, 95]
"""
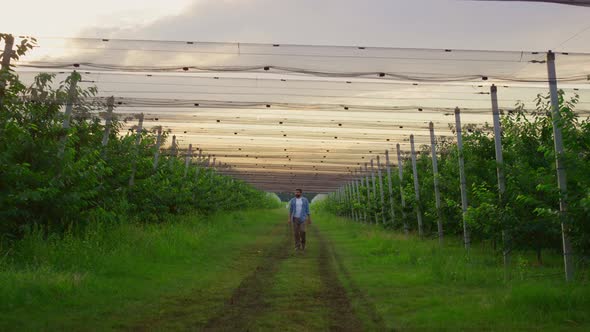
[289, 197, 310, 223]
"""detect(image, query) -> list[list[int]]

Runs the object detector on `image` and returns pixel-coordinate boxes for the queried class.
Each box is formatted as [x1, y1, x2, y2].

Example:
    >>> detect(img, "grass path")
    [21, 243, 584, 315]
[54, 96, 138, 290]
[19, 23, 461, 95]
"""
[199, 223, 378, 331]
[135, 218, 377, 331]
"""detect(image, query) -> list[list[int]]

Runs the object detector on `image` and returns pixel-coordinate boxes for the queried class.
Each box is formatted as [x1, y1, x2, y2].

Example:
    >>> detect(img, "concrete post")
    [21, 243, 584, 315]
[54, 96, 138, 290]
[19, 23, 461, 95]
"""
[491, 85, 510, 278]
[397, 144, 409, 234]
[184, 144, 193, 178]
[429, 122, 444, 244]
[101, 96, 115, 147]
[129, 113, 144, 187]
[410, 134, 424, 237]
[455, 107, 470, 249]
[377, 155, 386, 224]
[153, 128, 163, 171]
[385, 150, 396, 225]
[169, 135, 177, 169]
[547, 51, 574, 281]
[370, 159, 378, 224]
[58, 72, 79, 158]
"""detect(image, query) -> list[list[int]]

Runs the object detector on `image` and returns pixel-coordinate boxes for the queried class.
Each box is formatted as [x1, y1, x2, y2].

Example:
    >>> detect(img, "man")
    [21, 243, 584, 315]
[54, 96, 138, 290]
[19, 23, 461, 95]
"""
[288, 189, 311, 251]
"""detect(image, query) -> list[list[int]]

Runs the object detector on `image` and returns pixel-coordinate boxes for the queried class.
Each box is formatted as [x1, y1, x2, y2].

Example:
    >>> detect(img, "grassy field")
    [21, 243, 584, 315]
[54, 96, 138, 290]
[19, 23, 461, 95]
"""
[2, 208, 589, 331]
[315, 212, 590, 331]
[0, 209, 287, 331]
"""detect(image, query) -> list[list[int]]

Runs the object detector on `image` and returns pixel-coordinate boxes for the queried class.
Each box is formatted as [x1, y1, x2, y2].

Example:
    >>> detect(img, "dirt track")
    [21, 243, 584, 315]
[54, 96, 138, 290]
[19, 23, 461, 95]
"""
[132, 221, 386, 331]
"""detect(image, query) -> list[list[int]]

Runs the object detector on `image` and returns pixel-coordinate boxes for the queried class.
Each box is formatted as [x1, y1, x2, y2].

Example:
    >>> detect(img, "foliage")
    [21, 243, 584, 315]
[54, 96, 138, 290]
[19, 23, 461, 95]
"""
[0, 40, 280, 239]
[321, 90, 590, 259]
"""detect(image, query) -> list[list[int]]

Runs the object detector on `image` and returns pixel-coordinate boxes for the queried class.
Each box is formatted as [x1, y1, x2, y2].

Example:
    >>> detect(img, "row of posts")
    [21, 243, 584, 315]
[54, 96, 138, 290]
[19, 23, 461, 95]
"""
[332, 51, 574, 282]
[334, 114, 465, 243]
[0, 42, 574, 281]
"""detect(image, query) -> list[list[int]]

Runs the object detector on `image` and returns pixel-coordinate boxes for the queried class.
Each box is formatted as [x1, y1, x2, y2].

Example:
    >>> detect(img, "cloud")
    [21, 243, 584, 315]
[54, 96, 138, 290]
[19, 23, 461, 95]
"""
[73, 0, 590, 52]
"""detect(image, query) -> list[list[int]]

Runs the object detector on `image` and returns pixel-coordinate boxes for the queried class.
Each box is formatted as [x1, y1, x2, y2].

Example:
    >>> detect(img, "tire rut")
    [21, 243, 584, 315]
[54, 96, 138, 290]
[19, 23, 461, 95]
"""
[202, 224, 291, 331]
[130, 221, 386, 331]
[313, 227, 388, 331]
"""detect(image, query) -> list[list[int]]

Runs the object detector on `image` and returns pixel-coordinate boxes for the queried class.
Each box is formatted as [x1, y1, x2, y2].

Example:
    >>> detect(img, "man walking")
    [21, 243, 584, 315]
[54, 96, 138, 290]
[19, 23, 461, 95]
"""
[288, 189, 311, 251]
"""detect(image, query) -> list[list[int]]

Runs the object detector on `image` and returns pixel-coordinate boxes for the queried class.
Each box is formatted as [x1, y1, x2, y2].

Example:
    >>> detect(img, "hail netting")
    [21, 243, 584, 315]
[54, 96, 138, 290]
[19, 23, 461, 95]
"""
[15, 37, 590, 82]
[13, 71, 590, 111]
[6, 36, 590, 191]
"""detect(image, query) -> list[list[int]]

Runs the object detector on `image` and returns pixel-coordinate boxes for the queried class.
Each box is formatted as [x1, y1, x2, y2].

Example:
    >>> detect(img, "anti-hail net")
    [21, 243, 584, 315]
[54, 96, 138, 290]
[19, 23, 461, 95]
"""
[7, 36, 590, 192]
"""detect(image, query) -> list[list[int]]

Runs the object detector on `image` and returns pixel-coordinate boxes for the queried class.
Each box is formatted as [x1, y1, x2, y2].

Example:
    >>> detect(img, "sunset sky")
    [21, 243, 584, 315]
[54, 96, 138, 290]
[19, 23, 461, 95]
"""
[2, 0, 590, 52]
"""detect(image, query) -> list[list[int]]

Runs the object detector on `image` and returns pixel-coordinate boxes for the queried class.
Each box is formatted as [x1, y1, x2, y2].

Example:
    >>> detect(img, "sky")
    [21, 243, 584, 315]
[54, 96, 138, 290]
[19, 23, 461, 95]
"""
[2, 0, 590, 52]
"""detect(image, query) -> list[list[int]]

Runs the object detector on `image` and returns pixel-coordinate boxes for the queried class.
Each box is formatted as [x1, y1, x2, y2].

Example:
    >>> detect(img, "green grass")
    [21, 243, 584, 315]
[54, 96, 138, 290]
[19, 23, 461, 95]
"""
[3, 208, 589, 331]
[0, 209, 286, 331]
[314, 211, 590, 331]
[252, 232, 333, 331]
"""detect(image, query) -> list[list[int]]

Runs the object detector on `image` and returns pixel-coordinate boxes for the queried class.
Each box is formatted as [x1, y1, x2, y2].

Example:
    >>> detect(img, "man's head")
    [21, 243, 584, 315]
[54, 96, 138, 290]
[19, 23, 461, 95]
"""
[295, 189, 302, 198]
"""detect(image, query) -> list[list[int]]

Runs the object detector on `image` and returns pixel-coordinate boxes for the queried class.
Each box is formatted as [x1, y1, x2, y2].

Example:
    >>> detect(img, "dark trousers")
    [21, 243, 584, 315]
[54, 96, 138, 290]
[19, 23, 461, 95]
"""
[292, 217, 306, 249]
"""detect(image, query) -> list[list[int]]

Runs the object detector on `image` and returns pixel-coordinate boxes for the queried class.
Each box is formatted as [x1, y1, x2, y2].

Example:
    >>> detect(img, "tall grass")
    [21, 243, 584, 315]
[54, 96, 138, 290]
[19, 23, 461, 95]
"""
[0, 209, 284, 330]
[315, 211, 590, 330]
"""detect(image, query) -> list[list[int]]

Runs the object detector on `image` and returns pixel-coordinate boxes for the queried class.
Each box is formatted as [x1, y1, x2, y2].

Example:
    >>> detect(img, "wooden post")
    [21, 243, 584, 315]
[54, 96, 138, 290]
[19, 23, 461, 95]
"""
[153, 128, 163, 171]
[377, 156, 386, 224]
[129, 113, 144, 187]
[455, 107, 470, 249]
[547, 51, 574, 281]
[0, 34, 14, 108]
[397, 144, 409, 234]
[429, 122, 444, 244]
[385, 150, 396, 225]
[410, 134, 424, 237]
